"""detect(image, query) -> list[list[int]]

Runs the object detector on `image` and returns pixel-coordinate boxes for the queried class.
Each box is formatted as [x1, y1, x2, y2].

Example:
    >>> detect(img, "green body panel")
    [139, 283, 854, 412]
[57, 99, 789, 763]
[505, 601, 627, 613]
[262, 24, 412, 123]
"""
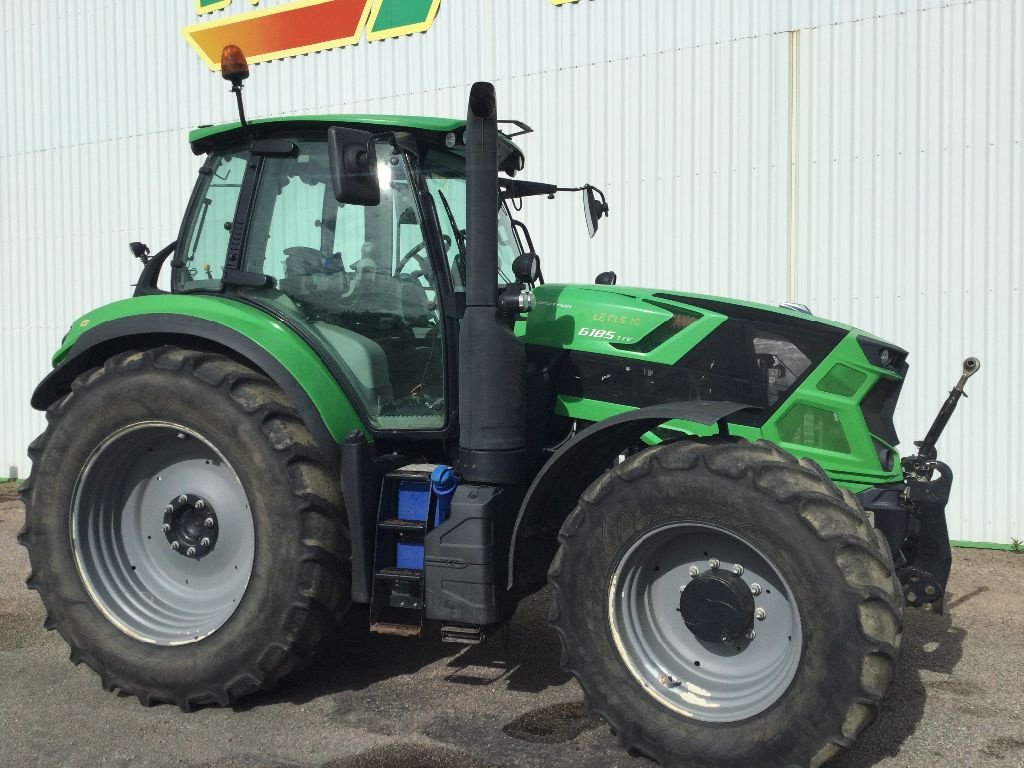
[759, 334, 903, 486]
[519, 283, 905, 489]
[55, 295, 366, 443]
[517, 284, 727, 362]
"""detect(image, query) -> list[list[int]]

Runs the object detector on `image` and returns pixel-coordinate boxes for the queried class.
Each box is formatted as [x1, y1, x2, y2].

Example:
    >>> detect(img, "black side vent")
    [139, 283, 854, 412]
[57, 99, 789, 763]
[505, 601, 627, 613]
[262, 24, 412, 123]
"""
[860, 368, 907, 447]
[610, 317, 678, 353]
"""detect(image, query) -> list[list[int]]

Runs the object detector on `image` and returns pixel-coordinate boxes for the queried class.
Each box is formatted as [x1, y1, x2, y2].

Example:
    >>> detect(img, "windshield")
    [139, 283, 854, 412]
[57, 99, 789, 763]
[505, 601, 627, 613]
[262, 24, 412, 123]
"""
[420, 147, 522, 291]
[175, 147, 248, 292]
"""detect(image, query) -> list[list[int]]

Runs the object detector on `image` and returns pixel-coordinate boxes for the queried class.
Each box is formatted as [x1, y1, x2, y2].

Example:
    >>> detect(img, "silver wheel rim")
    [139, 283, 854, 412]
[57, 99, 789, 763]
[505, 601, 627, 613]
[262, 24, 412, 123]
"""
[71, 421, 255, 646]
[608, 521, 803, 722]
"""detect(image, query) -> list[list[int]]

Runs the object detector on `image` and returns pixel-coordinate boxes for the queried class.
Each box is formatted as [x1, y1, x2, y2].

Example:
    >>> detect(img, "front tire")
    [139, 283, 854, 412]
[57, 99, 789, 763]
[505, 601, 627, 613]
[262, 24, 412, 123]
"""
[548, 439, 902, 768]
[18, 347, 350, 708]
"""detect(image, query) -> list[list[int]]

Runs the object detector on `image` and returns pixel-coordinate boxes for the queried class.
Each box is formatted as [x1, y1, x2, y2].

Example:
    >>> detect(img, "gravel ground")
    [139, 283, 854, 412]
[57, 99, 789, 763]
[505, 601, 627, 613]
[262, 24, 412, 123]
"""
[1, 481, 1022, 768]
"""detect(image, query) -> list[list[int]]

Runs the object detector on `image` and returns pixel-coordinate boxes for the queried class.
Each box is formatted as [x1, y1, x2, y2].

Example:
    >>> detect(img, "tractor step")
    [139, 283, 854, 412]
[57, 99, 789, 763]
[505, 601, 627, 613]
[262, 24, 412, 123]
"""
[368, 465, 441, 637]
[378, 517, 428, 532]
[375, 567, 423, 581]
[370, 621, 423, 638]
[441, 625, 485, 645]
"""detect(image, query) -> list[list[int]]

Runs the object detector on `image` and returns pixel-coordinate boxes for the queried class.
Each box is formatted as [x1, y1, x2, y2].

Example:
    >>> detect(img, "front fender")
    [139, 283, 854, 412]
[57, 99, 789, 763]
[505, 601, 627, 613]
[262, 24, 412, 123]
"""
[507, 400, 753, 591]
[33, 294, 367, 465]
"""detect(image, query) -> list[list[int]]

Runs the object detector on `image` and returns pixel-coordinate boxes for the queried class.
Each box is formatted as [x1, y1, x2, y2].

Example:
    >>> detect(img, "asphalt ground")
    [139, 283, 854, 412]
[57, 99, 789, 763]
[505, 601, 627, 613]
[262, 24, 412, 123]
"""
[1, 481, 1022, 768]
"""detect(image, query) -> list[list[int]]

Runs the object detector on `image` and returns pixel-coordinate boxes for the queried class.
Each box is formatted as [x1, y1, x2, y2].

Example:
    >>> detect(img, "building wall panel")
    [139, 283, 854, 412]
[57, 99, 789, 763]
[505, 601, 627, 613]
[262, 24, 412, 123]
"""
[796, 0, 1022, 545]
[0, 0, 1017, 547]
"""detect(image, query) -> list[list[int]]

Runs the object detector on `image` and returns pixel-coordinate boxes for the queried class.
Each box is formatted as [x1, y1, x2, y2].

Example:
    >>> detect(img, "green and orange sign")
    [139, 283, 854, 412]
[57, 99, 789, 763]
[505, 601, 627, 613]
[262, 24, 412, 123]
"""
[184, 0, 585, 69]
[183, 0, 440, 68]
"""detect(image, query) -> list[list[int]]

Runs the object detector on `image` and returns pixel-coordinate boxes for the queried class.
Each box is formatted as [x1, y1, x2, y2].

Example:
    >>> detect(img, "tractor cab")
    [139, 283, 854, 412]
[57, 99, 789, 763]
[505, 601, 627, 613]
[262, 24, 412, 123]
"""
[175, 122, 534, 432]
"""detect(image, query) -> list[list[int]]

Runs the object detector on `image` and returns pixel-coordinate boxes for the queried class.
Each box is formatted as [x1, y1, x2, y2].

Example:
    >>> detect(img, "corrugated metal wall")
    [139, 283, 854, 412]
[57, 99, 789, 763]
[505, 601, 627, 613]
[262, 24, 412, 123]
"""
[1, 0, 1018, 546]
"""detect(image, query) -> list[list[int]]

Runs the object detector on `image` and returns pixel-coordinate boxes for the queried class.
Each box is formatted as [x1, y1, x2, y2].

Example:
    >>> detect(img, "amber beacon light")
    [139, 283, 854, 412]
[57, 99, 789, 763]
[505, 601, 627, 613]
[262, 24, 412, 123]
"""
[220, 45, 252, 132]
[220, 44, 250, 84]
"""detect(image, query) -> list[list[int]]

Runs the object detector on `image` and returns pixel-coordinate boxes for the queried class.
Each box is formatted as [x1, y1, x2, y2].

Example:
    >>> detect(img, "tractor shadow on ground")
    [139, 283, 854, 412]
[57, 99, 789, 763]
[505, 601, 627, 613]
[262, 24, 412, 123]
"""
[233, 589, 571, 713]
[830, 587, 977, 768]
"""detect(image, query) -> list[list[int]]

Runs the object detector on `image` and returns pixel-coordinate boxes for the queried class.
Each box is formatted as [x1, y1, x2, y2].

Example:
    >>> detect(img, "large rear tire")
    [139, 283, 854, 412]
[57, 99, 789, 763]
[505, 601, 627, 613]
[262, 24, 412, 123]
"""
[548, 439, 902, 768]
[18, 347, 350, 709]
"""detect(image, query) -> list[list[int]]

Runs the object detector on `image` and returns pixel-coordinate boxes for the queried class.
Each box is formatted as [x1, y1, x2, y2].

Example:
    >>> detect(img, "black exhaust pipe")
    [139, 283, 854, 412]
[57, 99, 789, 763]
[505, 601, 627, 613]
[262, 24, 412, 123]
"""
[457, 82, 528, 484]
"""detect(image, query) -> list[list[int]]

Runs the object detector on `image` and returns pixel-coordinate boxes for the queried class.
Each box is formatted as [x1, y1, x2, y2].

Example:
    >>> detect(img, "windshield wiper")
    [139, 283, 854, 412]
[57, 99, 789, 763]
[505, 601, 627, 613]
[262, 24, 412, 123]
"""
[436, 189, 467, 286]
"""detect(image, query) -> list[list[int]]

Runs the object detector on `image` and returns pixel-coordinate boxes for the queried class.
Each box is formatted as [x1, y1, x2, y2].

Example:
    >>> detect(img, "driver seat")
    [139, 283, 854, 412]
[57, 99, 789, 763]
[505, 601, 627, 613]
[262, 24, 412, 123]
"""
[344, 243, 432, 325]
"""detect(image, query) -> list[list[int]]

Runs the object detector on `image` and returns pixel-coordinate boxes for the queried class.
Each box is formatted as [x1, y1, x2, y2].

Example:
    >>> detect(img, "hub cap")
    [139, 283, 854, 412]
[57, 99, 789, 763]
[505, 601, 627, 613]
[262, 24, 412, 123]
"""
[679, 570, 756, 644]
[162, 494, 219, 558]
[71, 422, 255, 645]
[608, 522, 803, 722]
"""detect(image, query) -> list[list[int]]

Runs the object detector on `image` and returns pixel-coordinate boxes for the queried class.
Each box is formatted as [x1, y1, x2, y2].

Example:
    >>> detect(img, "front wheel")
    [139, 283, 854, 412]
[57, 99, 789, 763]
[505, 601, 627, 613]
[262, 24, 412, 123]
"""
[548, 440, 902, 768]
[19, 347, 350, 708]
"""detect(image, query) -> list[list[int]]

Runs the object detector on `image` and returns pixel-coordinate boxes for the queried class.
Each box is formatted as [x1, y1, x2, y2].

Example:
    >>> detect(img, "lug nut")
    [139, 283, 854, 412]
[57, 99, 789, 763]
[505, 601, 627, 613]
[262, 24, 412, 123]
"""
[203, 517, 215, 528]
[171, 541, 180, 551]
[658, 673, 679, 687]
[755, 608, 767, 621]
[732, 564, 745, 576]
[177, 495, 188, 504]
[750, 583, 762, 596]
[165, 504, 174, 514]
[186, 546, 197, 558]
[745, 629, 756, 640]
[688, 566, 700, 578]
[161, 523, 171, 533]
[720, 634, 731, 644]
[925, 585, 937, 596]
[708, 558, 720, 570]
[200, 537, 211, 548]
[195, 499, 205, 511]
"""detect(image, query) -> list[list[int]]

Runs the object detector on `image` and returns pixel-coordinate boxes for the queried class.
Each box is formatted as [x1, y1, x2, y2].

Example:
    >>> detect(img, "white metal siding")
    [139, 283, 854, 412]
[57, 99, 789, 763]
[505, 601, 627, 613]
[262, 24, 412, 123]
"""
[0, 0, 1017, 546]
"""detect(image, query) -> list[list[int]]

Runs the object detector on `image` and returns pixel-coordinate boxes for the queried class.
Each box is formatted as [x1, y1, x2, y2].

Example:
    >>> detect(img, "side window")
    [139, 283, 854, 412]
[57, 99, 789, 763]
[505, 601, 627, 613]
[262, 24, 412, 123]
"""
[238, 137, 446, 431]
[175, 150, 247, 291]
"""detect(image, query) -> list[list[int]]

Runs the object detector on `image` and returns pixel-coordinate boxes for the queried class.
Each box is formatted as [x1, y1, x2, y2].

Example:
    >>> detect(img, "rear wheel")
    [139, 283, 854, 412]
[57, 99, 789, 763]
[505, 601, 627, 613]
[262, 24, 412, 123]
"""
[548, 439, 902, 768]
[19, 347, 350, 708]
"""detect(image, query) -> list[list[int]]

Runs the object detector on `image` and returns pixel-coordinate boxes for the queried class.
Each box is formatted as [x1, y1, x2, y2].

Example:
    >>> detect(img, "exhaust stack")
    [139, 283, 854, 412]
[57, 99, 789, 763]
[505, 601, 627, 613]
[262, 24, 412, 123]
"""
[457, 82, 528, 484]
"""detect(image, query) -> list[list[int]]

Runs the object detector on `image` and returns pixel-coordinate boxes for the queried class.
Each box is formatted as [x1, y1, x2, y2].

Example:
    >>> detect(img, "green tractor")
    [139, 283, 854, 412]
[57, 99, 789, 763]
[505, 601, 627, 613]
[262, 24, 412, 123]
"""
[20, 48, 979, 767]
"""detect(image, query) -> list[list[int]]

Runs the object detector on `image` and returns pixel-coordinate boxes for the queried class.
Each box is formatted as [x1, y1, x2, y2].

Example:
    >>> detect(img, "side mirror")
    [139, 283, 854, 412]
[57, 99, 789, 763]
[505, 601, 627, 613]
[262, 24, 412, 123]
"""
[129, 241, 151, 265]
[328, 126, 380, 206]
[584, 185, 609, 238]
[595, 271, 617, 285]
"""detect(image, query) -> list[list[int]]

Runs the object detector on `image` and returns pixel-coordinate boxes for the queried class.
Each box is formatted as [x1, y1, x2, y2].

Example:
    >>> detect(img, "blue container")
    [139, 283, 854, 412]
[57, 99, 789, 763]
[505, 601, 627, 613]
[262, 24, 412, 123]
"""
[431, 466, 459, 526]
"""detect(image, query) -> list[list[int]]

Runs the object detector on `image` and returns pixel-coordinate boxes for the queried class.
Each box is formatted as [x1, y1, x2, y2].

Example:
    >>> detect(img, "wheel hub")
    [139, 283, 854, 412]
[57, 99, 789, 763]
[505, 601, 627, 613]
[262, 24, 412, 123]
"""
[679, 570, 755, 644]
[162, 493, 218, 559]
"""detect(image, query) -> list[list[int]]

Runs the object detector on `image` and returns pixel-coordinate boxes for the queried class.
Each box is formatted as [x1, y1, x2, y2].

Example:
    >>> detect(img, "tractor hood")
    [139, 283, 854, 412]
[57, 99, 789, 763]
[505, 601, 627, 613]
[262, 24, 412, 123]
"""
[515, 282, 908, 489]
[516, 283, 864, 365]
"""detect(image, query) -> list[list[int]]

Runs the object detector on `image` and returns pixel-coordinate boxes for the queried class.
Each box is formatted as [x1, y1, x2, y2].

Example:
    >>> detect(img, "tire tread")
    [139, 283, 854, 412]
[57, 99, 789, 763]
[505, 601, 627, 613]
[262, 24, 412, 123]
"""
[18, 346, 349, 710]
[549, 439, 903, 768]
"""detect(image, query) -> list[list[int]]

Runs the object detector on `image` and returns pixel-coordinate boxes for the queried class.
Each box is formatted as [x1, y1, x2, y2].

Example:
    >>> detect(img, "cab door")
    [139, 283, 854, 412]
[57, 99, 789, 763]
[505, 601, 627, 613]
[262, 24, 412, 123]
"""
[230, 133, 450, 433]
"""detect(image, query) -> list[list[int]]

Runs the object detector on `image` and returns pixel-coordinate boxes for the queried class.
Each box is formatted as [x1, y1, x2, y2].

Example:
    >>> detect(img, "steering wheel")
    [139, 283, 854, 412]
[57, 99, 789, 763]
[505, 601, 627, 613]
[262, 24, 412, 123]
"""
[395, 234, 451, 276]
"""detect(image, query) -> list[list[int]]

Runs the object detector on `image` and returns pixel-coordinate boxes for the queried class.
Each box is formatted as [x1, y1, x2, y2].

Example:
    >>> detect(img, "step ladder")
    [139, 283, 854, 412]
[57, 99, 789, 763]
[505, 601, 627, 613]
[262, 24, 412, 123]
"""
[369, 464, 441, 637]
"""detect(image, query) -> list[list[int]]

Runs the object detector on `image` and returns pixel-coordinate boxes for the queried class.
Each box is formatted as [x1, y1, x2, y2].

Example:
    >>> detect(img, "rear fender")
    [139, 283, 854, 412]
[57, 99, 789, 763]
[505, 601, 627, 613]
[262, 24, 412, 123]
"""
[33, 298, 368, 468]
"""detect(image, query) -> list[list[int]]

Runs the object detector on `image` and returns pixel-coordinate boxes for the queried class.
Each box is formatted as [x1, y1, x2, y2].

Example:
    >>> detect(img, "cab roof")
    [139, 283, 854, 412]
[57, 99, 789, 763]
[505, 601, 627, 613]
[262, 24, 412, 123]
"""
[188, 114, 526, 172]
[189, 113, 530, 153]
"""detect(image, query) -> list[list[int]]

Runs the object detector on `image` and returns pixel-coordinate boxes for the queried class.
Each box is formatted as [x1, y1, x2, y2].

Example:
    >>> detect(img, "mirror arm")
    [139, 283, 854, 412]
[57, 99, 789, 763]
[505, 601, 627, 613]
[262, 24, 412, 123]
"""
[133, 241, 178, 297]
